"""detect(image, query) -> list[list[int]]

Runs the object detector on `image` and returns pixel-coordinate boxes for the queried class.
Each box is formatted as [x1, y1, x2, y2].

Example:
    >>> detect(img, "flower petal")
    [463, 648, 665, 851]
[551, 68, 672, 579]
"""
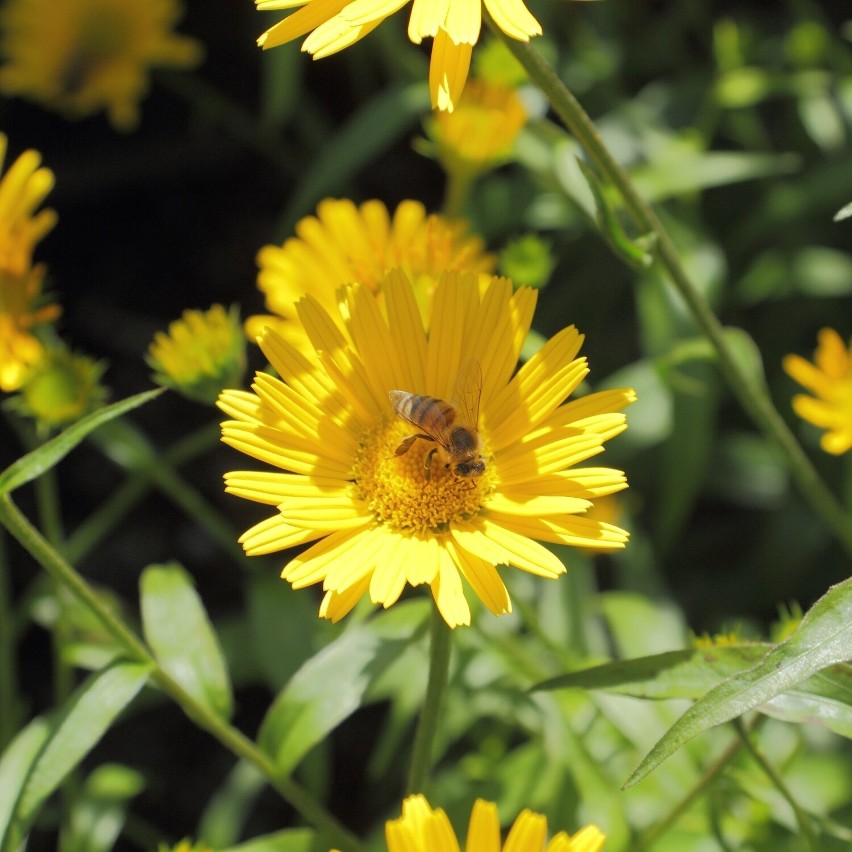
[257, 0, 352, 47]
[238, 514, 325, 555]
[431, 543, 471, 627]
[481, 0, 541, 40]
[429, 28, 472, 112]
[452, 518, 566, 578]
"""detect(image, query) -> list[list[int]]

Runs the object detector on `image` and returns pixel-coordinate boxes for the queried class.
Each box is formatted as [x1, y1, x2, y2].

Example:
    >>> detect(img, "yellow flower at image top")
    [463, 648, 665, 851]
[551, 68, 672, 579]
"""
[247, 198, 494, 346]
[0, 134, 59, 392]
[147, 304, 247, 405]
[220, 270, 633, 627]
[384, 795, 606, 851]
[0, 0, 203, 130]
[255, 0, 541, 111]
[783, 328, 852, 455]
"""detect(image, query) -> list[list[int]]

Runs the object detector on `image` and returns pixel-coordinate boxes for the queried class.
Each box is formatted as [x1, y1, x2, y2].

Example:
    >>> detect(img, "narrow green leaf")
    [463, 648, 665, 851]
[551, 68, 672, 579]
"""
[0, 389, 163, 495]
[833, 199, 852, 221]
[140, 562, 233, 720]
[0, 718, 50, 849]
[533, 645, 771, 698]
[10, 662, 150, 842]
[625, 577, 852, 787]
[258, 603, 427, 776]
[278, 83, 430, 235]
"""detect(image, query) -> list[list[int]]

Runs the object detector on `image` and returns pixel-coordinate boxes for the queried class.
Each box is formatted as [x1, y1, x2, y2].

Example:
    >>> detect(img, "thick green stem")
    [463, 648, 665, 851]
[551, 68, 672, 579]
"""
[0, 493, 364, 852]
[0, 532, 21, 749]
[407, 602, 453, 794]
[490, 24, 852, 558]
[732, 718, 816, 850]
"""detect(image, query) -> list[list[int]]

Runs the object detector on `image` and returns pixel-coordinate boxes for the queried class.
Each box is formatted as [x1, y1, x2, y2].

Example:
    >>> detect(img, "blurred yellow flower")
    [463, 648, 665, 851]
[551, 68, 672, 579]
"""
[782, 328, 852, 455]
[220, 270, 632, 627]
[385, 795, 606, 851]
[147, 304, 247, 405]
[247, 198, 493, 345]
[0, 0, 203, 130]
[426, 78, 527, 176]
[14, 346, 107, 431]
[255, 0, 541, 111]
[0, 134, 59, 392]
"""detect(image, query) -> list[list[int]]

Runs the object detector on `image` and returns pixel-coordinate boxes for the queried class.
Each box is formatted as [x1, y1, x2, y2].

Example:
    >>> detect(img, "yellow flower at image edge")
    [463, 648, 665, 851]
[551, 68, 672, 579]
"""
[0, 0, 203, 129]
[783, 328, 852, 455]
[0, 135, 59, 392]
[247, 198, 493, 346]
[220, 271, 633, 627]
[147, 304, 247, 405]
[255, 0, 541, 111]
[385, 795, 606, 852]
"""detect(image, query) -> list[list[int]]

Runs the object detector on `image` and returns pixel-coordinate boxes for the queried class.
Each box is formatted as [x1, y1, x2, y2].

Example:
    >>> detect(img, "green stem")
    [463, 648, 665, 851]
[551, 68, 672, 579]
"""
[732, 718, 817, 850]
[634, 724, 749, 850]
[490, 24, 852, 559]
[442, 168, 475, 220]
[0, 532, 21, 749]
[407, 602, 453, 794]
[0, 493, 364, 852]
[67, 421, 243, 568]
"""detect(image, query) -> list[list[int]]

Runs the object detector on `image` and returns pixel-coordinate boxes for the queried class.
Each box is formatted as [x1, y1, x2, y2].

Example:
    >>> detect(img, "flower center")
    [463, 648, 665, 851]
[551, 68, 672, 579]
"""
[353, 418, 493, 532]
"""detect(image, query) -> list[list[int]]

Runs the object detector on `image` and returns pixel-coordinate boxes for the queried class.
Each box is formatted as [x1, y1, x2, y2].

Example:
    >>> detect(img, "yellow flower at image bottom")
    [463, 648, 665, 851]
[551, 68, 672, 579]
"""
[0, 0, 202, 129]
[783, 327, 852, 455]
[219, 270, 633, 627]
[247, 197, 493, 346]
[384, 795, 606, 852]
[255, 0, 542, 111]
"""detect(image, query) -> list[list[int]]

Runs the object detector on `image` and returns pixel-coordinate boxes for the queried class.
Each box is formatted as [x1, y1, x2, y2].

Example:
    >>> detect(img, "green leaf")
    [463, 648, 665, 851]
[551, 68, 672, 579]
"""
[258, 602, 427, 776]
[0, 389, 162, 495]
[759, 664, 852, 740]
[140, 562, 233, 720]
[533, 645, 771, 698]
[632, 149, 799, 202]
[5, 661, 150, 847]
[0, 718, 50, 848]
[199, 760, 267, 848]
[61, 764, 145, 852]
[224, 828, 320, 852]
[625, 577, 852, 787]
[278, 83, 430, 236]
[834, 200, 852, 222]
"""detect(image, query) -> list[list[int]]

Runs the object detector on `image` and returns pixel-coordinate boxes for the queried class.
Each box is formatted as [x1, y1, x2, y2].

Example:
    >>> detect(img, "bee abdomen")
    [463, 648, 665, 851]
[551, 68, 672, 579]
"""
[391, 392, 456, 426]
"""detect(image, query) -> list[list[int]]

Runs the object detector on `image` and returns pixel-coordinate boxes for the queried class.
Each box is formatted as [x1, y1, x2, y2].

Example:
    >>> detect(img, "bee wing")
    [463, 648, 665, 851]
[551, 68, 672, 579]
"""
[452, 359, 482, 429]
[388, 390, 454, 446]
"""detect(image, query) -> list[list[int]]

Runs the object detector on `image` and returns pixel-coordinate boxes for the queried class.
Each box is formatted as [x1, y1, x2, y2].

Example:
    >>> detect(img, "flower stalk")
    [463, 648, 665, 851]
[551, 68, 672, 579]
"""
[490, 21, 852, 558]
[0, 492, 364, 852]
[407, 601, 453, 794]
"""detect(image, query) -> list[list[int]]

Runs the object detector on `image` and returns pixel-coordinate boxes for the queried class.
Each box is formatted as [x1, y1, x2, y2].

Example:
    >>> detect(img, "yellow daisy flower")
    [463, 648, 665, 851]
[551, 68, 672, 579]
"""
[782, 328, 852, 455]
[0, 134, 59, 392]
[255, 0, 542, 112]
[147, 304, 247, 404]
[0, 0, 203, 130]
[247, 198, 494, 346]
[426, 77, 527, 176]
[220, 270, 633, 627]
[385, 795, 606, 851]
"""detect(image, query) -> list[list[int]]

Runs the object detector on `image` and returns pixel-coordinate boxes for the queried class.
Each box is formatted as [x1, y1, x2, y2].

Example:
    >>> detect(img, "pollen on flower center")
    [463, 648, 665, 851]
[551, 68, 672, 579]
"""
[353, 418, 493, 532]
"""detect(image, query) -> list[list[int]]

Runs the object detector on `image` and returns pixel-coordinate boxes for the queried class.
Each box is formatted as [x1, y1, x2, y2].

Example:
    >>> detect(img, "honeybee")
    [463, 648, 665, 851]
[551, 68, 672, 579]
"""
[388, 360, 486, 480]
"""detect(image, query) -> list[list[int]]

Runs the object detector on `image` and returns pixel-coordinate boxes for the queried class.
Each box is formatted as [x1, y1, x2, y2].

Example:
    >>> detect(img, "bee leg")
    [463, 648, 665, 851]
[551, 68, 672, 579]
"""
[424, 447, 437, 480]
[394, 434, 419, 456]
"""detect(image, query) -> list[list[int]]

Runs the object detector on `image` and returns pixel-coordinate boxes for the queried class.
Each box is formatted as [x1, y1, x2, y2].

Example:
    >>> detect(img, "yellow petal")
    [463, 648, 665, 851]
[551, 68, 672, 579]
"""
[431, 544, 471, 627]
[238, 514, 324, 555]
[446, 537, 510, 616]
[408, 0, 449, 43]
[444, 0, 481, 46]
[481, 0, 541, 40]
[257, 0, 352, 48]
[429, 29, 472, 112]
